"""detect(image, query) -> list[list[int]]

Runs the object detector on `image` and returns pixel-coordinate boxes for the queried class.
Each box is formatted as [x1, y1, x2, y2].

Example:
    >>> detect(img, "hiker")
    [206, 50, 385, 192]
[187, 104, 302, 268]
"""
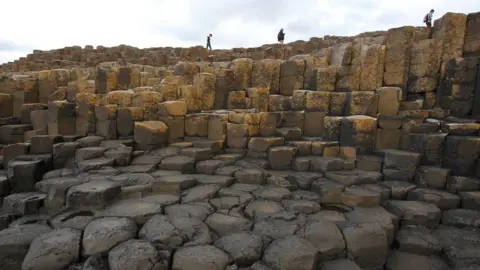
[424, 9, 434, 30]
[277, 28, 285, 44]
[206, 34, 212, 51]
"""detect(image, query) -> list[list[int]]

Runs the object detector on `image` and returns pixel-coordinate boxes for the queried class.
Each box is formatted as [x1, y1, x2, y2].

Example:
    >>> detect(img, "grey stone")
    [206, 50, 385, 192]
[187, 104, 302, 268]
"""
[196, 160, 226, 175]
[7, 159, 44, 192]
[459, 191, 480, 211]
[50, 209, 95, 231]
[74, 157, 116, 174]
[7, 215, 49, 228]
[286, 172, 322, 190]
[252, 186, 291, 202]
[383, 200, 441, 228]
[159, 155, 195, 173]
[205, 212, 253, 237]
[82, 217, 137, 256]
[442, 209, 480, 230]
[414, 166, 450, 189]
[320, 259, 362, 270]
[108, 239, 171, 270]
[235, 168, 267, 185]
[151, 174, 196, 195]
[210, 197, 242, 210]
[66, 180, 121, 210]
[253, 213, 305, 244]
[181, 184, 220, 204]
[172, 245, 231, 270]
[380, 181, 417, 199]
[0, 224, 52, 270]
[308, 210, 347, 223]
[215, 165, 242, 176]
[230, 183, 262, 192]
[193, 174, 235, 187]
[139, 215, 211, 248]
[407, 188, 461, 210]
[447, 176, 480, 193]
[262, 235, 319, 270]
[344, 206, 399, 245]
[310, 157, 344, 173]
[281, 200, 321, 214]
[165, 202, 214, 221]
[75, 147, 106, 162]
[141, 194, 180, 206]
[266, 175, 298, 190]
[98, 199, 163, 225]
[35, 176, 85, 214]
[325, 169, 382, 186]
[340, 222, 388, 269]
[385, 251, 450, 270]
[311, 178, 345, 204]
[214, 232, 263, 267]
[245, 200, 284, 220]
[22, 228, 81, 270]
[297, 219, 345, 259]
[395, 225, 441, 256]
[291, 190, 322, 203]
[3, 192, 46, 215]
[217, 187, 254, 205]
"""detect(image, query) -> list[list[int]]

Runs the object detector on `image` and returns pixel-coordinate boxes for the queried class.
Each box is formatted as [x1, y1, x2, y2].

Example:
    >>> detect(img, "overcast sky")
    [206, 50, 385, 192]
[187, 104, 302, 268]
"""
[1, 0, 479, 64]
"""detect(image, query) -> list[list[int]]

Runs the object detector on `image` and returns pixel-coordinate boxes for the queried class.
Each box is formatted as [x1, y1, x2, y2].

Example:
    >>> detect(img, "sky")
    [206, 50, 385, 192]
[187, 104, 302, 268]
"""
[0, 0, 479, 64]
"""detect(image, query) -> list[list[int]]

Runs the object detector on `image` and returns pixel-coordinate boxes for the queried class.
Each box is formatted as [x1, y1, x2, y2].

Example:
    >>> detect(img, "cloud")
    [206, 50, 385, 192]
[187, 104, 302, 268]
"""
[1, 0, 479, 64]
[0, 39, 25, 51]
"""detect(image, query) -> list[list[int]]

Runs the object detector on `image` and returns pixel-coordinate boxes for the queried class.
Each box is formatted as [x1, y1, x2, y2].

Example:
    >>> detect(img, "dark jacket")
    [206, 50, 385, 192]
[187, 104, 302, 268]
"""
[277, 30, 285, 41]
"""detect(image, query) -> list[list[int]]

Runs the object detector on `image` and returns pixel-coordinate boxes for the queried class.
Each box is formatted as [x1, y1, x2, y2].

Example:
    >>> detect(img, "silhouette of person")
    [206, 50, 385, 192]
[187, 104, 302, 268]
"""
[206, 34, 212, 50]
[277, 28, 285, 44]
[424, 9, 434, 30]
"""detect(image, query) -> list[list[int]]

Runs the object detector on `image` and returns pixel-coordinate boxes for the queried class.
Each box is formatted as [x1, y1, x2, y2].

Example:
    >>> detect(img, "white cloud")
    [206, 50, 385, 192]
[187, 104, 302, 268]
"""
[0, 0, 479, 64]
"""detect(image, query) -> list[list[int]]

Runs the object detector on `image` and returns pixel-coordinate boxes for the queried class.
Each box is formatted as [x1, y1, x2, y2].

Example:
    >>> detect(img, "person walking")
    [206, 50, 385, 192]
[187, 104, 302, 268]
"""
[424, 9, 434, 30]
[206, 34, 212, 51]
[277, 28, 285, 44]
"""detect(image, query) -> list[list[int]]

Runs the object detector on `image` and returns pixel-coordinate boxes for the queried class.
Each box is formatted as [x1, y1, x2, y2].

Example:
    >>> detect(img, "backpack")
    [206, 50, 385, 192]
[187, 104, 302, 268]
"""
[423, 14, 428, 23]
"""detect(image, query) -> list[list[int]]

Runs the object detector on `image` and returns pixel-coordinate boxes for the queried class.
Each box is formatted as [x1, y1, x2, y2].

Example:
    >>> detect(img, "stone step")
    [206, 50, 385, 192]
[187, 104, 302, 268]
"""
[158, 155, 195, 173]
[376, 149, 421, 182]
[74, 146, 106, 162]
[442, 208, 480, 230]
[458, 191, 480, 211]
[383, 200, 441, 228]
[406, 188, 461, 211]
[268, 146, 297, 170]
[3, 192, 46, 216]
[180, 147, 212, 162]
[74, 157, 116, 174]
[285, 139, 343, 158]
[292, 156, 347, 172]
[275, 127, 302, 141]
[441, 122, 480, 136]
[191, 139, 224, 154]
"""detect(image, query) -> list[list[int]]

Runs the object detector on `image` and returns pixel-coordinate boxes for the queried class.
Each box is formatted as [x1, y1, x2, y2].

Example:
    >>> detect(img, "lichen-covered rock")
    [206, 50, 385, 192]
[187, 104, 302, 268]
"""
[252, 59, 281, 93]
[134, 121, 169, 148]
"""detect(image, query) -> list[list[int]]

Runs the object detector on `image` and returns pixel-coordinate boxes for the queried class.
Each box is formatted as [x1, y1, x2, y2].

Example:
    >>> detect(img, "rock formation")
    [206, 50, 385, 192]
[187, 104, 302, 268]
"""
[0, 11, 479, 270]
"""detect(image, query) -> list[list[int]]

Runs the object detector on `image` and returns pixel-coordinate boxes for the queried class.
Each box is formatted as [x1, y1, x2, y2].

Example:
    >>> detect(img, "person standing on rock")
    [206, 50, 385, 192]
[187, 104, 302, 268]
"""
[277, 28, 285, 44]
[424, 9, 434, 30]
[206, 34, 212, 51]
